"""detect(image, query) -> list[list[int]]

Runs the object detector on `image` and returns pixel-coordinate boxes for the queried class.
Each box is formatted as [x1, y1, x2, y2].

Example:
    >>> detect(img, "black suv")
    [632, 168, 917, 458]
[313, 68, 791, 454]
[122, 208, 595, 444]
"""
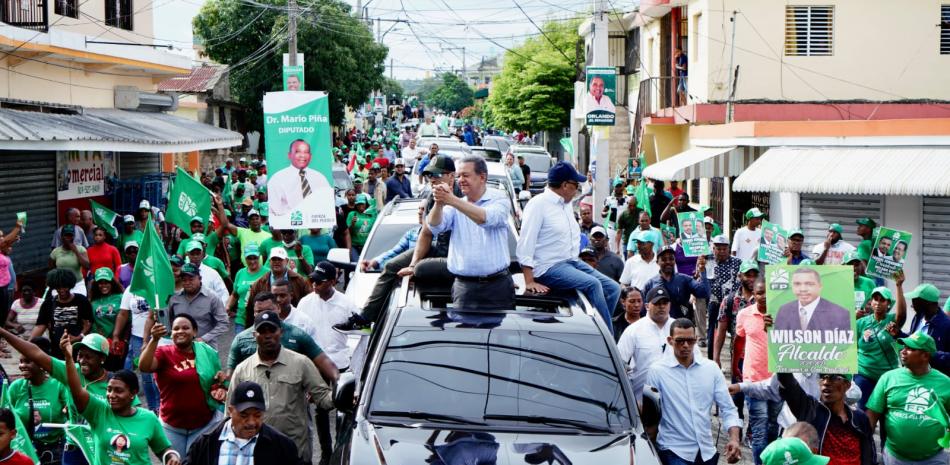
[331, 275, 661, 465]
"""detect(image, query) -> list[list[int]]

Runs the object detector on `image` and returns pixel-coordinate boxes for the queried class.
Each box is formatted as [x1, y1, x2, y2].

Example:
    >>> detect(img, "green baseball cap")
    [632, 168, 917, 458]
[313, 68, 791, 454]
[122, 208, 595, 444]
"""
[93, 267, 114, 282]
[613, 178, 624, 187]
[191, 233, 207, 244]
[871, 286, 894, 302]
[184, 240, 203, 253]
[787, 228, 804, 238]
[190, 216, 204, 225]
[355, 194, 370, 205]
[856, 217, 877, 228]
[739, 260, 759, 274]
[906, 283, 940, 303]
[842, 251, 862, 264]
[899, 331, 937, 355]
[422, 156, 455, 176]
[744, 208, 765, 220]
[244, 244, 261, 258]
[62, 224, 75, 235]
[73, 333, 110, 356]
[799, 258, 816, 265]
[828, 223, 843, 234]
[760, 437, 829, 465]
[181, 263, 201, 276]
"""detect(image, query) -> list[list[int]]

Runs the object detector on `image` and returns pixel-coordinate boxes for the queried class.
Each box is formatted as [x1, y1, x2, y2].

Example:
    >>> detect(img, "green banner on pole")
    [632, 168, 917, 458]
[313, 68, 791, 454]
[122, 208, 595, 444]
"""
[89, 200, 119, 239]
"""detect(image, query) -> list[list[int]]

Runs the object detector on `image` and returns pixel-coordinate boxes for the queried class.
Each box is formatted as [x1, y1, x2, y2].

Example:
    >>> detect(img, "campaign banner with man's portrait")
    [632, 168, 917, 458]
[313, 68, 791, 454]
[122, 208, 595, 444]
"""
[766, 265, 856, 374]
[866, 227, 912, 280]
[263, 91, 335, 229]
[585, 67, 616, 126]
[282, 53, 305, 91]
[758, 221, 789, 264]
[677, 211, 709, 257]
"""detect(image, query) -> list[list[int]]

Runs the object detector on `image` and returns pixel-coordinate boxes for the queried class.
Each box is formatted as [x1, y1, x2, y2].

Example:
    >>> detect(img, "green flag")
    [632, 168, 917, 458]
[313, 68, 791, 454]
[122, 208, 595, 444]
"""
[0, 379, 39, 463]
[166, 167, 212, 237]
[439, 117, 449, 134]
[559, 137, 574, 156]
[62, 391, 99, 465]
[635, 180, 651, 217]
[129, 217, 175, 310]
[89, 200, 119, 239]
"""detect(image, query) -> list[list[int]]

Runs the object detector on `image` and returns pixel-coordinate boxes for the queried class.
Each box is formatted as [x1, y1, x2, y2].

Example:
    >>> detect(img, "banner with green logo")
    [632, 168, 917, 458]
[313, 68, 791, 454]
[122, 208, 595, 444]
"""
[282, 53, 304, 91]
[89, 200, 119, 239]
[130, 217, 175, 310]
[585, 67, 616, 126]
[866, 227, 912, 280]
[166, 167, 212, 237]
[766, 264, 856, 374]
[263, 91, 335, 229]
[677, 211, 709, 257]
[758, 221, 789, 264]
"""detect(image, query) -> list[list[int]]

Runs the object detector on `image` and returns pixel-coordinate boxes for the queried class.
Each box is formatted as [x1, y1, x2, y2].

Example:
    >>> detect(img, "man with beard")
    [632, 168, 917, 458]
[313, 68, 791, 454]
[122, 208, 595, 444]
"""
[813, 223, 855, 265]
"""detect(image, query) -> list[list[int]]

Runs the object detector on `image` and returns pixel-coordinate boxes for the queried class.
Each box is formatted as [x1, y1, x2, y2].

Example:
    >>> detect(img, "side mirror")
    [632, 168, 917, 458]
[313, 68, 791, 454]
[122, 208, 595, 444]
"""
[640, 384, 662, 432]
[327, 248, 351, 266]
[334, 371, 357, 413]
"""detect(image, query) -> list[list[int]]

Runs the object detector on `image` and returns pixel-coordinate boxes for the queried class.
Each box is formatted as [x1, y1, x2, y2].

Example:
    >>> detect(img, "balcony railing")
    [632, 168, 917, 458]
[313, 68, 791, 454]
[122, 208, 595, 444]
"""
[2, 0, 48, 32]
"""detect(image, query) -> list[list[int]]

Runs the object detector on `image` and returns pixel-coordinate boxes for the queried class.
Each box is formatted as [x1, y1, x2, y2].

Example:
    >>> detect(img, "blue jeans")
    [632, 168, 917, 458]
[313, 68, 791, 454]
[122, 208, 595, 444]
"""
[235, 323, 245, 334]
[163, 409, 223, 456]
[853, 373, 876, 412]
[535, 259, 621, 335]
[748, 398, 783, 465]
[62, 447, 88, 465]
[125, 335, 160, 411]
[659, 449, 718, 465]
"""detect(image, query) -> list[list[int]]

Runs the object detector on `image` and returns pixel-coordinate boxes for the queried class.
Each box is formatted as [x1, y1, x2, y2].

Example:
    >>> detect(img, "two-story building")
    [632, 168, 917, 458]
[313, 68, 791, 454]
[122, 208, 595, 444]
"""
[623, 0, 950, 291]
[0, 0, 241, 272]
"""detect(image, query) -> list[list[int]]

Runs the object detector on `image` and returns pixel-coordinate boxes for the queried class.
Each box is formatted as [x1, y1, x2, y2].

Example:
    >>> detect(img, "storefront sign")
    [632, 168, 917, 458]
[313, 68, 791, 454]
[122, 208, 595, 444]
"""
[56, 151, 115, 200]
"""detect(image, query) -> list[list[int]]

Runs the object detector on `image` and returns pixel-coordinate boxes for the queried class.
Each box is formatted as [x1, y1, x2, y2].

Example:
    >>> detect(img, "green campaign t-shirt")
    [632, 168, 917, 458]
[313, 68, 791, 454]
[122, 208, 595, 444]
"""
[854, 276, 876, 312]
[258, 237, 283, 262]
[235, 227, 271, 265]
[232, 266, 267, 326]
[49, 358, 140, 407]
[616, 209, 640, 246]
[7, 377, 68, 444]
[82, 395, 171, 465]
[856, 313, 899, 380]
[202, 255, 229, 282]
[50, 246, 87, 282]
[204, 231, 239, 261]
[346, 210, 377, 247]
[227, 322, 323, 369]
[91, 294, 124, 338]
[867, 367, 950, 461]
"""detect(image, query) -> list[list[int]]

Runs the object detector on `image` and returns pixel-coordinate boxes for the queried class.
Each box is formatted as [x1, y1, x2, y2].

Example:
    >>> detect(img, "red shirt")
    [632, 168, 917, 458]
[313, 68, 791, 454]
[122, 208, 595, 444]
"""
[0, 451, 36, 465]
[153, 345, 213, 429]
[86, 243, 121, 278]
[371, 157, 390, 170]
[822, 415, 861, 465]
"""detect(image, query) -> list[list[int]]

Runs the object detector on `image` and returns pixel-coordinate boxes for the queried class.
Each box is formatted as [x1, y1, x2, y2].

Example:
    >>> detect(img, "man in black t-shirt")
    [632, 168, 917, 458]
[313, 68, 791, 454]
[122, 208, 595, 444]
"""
[517, 156, 531, 191]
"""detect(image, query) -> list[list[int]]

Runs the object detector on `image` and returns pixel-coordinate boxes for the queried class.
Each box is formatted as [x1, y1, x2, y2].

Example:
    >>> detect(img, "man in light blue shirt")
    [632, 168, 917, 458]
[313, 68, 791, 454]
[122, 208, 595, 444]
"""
[429, 155, 513, 310]
[647, 318, 742, 465]
[518, 161, 620, 334]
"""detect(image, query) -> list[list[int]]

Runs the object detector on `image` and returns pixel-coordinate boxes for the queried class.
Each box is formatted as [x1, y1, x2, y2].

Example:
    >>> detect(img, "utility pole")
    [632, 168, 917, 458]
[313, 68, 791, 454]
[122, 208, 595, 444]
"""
[390, 57, 393, 79]
[591, 0, 610, 224]
[288, 0, 297, 66]
[726, 10, 738, 123]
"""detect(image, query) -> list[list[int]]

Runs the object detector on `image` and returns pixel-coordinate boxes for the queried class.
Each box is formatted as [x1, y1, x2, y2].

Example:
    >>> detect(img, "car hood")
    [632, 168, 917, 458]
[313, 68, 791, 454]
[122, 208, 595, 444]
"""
[352, 423, 638, 465]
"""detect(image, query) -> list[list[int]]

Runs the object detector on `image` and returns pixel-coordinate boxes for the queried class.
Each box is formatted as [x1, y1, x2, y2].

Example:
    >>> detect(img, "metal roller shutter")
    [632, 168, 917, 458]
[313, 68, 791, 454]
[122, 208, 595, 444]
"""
[799, 194, 882, 251]
[922, 197, 950, 300]
[118, 152, 161, 178]
[0, 152, 57, 273]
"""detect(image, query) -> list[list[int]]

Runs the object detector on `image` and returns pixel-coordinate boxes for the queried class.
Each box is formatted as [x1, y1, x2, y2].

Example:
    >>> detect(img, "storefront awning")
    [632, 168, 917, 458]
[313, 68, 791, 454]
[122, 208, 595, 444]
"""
[641, 145, 741, 180]
[733, 147, 950, 195]
[0, 107, 243, 152]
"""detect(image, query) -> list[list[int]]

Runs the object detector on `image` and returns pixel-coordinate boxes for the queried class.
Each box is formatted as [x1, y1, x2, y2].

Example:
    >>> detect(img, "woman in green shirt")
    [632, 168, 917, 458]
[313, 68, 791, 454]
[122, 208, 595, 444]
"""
[301, 228, 337, 262]
[346, 194, 377, 256]
[90, 268, 129, 371]
[855, 271, 907, 411]
[227, 246, 267, 333]
[9, 336, 68, 464]
[61, 335, 179, 465]
[48, 225, 90, 296]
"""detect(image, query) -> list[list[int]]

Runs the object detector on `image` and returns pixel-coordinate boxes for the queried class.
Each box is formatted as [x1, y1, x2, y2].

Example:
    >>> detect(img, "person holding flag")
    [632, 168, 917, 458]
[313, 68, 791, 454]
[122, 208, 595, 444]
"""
[60, 333, 180, 465]
[5, 337, 67, 464]
[0, 408, 37, 465]
[138, 313, 227, 456]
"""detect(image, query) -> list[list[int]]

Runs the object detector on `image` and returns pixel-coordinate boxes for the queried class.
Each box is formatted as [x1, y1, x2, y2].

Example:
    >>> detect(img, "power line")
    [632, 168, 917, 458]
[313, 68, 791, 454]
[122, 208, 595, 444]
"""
[511, 0, 573, 64]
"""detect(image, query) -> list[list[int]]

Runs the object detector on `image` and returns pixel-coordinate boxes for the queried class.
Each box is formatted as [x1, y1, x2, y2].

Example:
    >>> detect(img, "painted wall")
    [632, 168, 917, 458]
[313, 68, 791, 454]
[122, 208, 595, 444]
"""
[644, 0, 950, 102]
[49, 0, 155, 41]
[0, 58, 157, 106]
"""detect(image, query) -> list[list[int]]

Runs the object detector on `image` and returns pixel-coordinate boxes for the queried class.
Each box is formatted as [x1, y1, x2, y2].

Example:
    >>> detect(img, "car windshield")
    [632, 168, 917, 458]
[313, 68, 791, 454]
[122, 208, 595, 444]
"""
[368, 324, 632, 432]
[520, 154, 551, 172]
[471, 148, 502, 162]
[360, 222, 419, 265]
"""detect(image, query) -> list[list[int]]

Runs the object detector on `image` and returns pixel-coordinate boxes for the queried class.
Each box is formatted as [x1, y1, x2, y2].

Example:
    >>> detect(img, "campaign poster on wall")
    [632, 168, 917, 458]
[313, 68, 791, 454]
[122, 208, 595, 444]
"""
[766, 264, 856, 374]
[866, 227, 912, 280]
[263, 91, 335, 229]
[282, 53, 305, 91]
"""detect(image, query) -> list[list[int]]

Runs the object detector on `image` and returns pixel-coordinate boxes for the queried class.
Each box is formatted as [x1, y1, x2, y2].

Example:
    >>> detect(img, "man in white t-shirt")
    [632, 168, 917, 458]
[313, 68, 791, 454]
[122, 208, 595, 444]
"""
[731, 208, 764, 261]
[400, 138, 423, 170]
[620, 232, 660, 291]
[811, 223, 855, 265]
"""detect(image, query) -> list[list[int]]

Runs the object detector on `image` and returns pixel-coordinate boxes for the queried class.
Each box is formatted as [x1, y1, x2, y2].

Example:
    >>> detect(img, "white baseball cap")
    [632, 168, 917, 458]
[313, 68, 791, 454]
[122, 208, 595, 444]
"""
[138, 200, 150, 210]
[123, 215, 135, 223]
[590, 226, 607, 237]
[269, 247, 289, 261]
[394, 158, 406, 166]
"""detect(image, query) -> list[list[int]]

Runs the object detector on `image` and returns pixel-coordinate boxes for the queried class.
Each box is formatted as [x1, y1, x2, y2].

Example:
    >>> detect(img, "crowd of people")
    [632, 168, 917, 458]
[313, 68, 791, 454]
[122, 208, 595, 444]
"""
[0, 109, 945, 465]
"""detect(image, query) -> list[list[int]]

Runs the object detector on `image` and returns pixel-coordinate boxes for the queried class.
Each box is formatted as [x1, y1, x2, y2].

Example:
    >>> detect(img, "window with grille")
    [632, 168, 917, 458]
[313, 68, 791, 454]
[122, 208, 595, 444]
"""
[105, 0, 133, 30]
[784, 5, 833, 56]
[55, 0, 77, 18]
[942, 5, 950, 55]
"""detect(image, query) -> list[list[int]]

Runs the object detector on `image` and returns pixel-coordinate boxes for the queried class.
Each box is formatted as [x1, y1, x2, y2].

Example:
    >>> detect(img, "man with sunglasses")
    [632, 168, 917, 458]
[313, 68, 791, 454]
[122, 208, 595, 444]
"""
[519, 161, 621, 336]
[646, 318, 742, 465]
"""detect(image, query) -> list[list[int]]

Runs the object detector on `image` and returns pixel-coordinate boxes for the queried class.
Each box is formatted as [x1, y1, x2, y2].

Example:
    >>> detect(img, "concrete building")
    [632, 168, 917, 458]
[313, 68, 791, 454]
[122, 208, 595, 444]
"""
[630, 0, 950, 294]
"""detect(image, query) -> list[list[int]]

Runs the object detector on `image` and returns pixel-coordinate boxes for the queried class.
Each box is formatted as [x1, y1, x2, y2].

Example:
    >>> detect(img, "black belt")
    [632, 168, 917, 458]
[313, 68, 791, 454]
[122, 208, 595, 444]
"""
[455, 269, 509, 283]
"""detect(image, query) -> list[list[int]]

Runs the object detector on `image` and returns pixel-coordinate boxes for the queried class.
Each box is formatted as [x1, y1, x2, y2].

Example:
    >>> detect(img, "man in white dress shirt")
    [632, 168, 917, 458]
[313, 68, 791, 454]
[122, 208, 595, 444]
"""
[268, 139, 333, 222]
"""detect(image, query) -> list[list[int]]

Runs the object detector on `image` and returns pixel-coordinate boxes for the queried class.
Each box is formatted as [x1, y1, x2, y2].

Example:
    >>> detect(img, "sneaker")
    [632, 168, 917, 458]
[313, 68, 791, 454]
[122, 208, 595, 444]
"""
[333, 313, 372, 335]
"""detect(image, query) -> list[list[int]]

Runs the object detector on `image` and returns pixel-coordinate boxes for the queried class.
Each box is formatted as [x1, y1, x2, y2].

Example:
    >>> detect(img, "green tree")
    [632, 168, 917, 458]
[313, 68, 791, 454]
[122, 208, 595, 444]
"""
[486, 19, 581, 133]
[379, 78, 404, 104]
[427, 73, 474, 113]
[194, 0, 387, 129]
